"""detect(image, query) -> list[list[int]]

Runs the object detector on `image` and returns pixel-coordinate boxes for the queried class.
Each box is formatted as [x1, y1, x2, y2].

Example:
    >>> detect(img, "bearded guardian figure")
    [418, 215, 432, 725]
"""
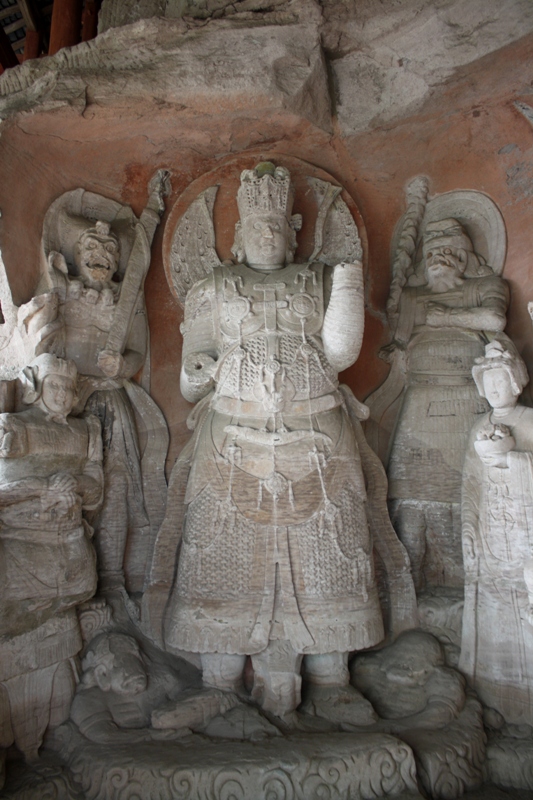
[460, 341, 533, 725]
[368, 193, 509, 592]
[0, 354, 102, 765]
[156, 162, 415, 724]
[34, 174, 169, 600]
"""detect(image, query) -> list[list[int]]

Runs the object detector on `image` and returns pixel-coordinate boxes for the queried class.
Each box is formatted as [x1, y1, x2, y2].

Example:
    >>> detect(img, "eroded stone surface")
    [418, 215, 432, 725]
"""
[0, 15, 330, 132]
[98, 0, 533, 138]
[331, 0, 533, 135]
[0, 3, 532, 797]
[352, 632, 486, 800]
[485, 729, 533, 791]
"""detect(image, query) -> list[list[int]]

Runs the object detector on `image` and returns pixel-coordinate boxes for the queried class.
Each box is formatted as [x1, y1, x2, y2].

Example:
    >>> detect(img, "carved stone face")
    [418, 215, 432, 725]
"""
[96, 641, 148, 696]
[41, 374, 76, 418]
[241, 214, 289, 269]
[483, 367, 518, 411]
[424, 244, 465, 293]
[75, 232, 120, 284]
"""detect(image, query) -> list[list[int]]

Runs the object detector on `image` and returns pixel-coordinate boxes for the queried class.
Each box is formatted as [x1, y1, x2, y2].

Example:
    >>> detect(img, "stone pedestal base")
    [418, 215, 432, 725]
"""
[485, 734, 533, 791]
[43, 727, 420, 800]
[400, 696, 485, 799]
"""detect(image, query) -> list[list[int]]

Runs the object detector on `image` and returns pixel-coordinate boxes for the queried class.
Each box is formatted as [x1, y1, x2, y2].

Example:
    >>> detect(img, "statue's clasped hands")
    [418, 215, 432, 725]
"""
[41, 472, 78, 512]
[426, 302, 450, 327]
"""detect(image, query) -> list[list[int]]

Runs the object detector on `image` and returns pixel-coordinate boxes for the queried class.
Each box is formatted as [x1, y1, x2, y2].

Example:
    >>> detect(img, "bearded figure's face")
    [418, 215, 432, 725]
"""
[75, 228, 120, 285]
[424, 242, 466, 294]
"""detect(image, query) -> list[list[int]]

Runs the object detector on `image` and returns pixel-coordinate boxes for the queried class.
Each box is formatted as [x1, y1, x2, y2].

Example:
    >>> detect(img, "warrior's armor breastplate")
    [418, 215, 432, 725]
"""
[212, 262, 338, 416]
[61, 279, 117, 377]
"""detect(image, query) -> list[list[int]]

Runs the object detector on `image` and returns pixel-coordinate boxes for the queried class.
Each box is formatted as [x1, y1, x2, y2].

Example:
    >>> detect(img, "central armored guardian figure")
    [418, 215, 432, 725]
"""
[164, 163, 385, 722]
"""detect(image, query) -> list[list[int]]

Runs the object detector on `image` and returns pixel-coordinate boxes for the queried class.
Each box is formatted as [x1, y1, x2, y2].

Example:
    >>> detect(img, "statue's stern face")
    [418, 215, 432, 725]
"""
[425, 253, 463, 292]
[242, 214, 289, 269]
[76, 233, 120, 284]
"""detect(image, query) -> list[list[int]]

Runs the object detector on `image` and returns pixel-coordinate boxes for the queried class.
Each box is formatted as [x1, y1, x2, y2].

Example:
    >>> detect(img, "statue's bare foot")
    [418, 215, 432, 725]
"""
[299, 684, 378, 726]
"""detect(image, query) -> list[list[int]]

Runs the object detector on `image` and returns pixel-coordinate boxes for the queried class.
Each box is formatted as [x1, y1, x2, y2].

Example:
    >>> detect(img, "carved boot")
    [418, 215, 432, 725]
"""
[300, 652, 377, 726]
[251, 640, 303, 720]
[200, 653, 247, 694]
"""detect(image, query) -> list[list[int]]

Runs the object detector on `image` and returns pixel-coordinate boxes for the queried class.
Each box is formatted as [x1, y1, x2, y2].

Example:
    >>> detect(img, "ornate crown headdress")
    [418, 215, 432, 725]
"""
[237, 162, 295, 221]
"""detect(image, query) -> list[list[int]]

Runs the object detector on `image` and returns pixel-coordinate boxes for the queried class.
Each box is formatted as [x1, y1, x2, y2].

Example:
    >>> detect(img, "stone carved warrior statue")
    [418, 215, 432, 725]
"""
[33, 173, 170, 599]
[366, 180, 509, 591]
[146, 162, 416, 724]
[460, 340, 533, 725]
[0, 354, 102, 765]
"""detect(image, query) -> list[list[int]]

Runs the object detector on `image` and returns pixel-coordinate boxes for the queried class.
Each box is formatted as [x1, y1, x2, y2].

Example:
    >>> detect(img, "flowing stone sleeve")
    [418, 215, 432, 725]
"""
[118, 291, 148, 379]
[459, 423, 485, 678]
[322, 261, 364, 372]
[507, 450, 533, 563]
[340, 384, 418, 635]
[180, 275, 218, 403]
[82, 414, 104, 512]
[461, 427, 484, 573]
